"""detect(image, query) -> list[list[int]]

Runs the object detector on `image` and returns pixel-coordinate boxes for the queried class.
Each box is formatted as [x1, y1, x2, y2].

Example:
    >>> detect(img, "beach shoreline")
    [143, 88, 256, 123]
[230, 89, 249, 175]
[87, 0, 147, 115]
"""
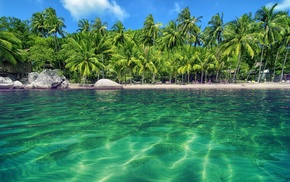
[2, 82, 289, 91]
[121, 82, 290, 90]
[67, 82, 290, 90]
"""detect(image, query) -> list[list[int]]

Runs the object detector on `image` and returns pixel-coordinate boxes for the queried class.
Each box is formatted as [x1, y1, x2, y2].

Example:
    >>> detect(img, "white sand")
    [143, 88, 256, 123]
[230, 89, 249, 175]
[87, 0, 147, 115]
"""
[68, 82, 290, 90]
[122, 83, 290, 90]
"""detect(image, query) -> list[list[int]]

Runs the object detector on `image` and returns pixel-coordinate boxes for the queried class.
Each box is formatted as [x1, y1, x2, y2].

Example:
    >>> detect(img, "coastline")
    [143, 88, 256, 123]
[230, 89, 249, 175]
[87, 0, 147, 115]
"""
[2, 82, 290, 91]
[121, 82, 290, 90]
[67, 82, 290, 90]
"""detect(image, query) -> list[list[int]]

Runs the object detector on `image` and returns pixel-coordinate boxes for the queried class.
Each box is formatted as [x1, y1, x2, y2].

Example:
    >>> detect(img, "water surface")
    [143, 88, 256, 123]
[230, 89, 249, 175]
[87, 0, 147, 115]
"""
[0, 89, 289, 181]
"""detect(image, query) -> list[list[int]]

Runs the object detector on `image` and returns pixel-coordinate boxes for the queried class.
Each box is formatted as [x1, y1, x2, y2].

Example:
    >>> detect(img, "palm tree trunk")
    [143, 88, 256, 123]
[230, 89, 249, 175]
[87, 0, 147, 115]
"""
[262, 48, 268, 77]
[246, 71, 251, 81]
[257, 46, 264, 82]
[118, 73, 122, 83]
[142, 74, 144, 84]
[215, 69, 219, 83]
[129, 71, 132, 84]
[246, 59, 258, 81]
[201, 71, 204, 83]
[124, 72, 127, 84]
[280, 48, 288, 82]
[82, 76, 87, 84]
[217, 63, 225, 82]
[54, 33, 58, 52]
[232, 53, 241, 83]
[272, 50, 279, 82]
[181, 74, 184, 84]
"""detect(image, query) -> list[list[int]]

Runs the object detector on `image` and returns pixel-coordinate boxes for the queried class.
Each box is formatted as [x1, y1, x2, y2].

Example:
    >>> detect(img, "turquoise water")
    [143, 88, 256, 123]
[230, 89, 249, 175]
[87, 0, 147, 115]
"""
[0, 89, 289, 182]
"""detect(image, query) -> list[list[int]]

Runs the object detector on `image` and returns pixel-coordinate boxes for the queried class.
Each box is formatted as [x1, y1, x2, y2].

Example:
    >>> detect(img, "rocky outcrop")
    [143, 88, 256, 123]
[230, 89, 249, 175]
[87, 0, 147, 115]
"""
[28, 72, 39, 83]
[0, 77, 13, 89]
[12, 81, 24, 89]
[94, 79, 123, 90]
[25, 69, 69, 89]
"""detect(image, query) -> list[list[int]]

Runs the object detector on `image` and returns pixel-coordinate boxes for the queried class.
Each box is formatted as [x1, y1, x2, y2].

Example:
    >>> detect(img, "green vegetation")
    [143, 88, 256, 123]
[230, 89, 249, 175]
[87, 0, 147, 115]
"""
[1, 4, 289, 83]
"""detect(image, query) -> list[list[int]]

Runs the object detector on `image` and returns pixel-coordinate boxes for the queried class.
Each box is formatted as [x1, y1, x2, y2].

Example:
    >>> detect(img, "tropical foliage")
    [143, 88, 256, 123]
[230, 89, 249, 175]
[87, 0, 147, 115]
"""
[1, 5, 290, 83]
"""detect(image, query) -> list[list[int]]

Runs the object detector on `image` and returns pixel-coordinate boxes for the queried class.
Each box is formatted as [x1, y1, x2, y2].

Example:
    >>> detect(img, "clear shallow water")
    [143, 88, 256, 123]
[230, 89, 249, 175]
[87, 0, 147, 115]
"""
[0, 89, 289, 182]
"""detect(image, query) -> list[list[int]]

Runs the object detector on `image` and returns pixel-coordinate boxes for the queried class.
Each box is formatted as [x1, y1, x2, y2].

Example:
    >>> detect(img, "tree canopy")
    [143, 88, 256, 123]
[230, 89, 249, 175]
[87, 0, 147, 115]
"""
[1, 5, 290, 83]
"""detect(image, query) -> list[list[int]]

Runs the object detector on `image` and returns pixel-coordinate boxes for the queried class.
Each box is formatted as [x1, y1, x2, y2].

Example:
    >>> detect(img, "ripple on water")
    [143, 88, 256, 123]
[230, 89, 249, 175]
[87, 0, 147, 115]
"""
[0, 89, 289, 181]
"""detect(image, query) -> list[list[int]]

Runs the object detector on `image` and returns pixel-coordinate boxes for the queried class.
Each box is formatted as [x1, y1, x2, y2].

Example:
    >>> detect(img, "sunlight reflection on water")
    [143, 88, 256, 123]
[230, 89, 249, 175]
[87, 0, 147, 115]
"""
[0, 89, 289, 181]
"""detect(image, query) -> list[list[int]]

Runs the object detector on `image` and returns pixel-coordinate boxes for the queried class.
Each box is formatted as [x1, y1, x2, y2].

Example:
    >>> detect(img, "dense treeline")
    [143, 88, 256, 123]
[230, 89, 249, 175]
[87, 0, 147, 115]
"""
[0, 4, 289, 84]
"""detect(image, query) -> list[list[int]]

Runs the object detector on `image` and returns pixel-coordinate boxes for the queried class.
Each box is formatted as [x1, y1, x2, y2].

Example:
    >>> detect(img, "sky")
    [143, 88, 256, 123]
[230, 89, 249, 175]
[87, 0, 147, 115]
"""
[0, 0, 289, 34]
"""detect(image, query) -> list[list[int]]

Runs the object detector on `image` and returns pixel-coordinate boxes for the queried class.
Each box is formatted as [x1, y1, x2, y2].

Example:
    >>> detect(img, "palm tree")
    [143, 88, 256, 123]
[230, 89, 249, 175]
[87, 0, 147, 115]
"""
[203, 13, 225, 82]
[160, 20, 184, 51]
[92, 33, 113, 78]
[133, 45, 149, 83]
[31, 12, 47, 37]
[193, 47, 217, 83]
[204, 12, 224, 47]
[208, 46, 226, 82]
[192, 27, 204, 47]
[44, 7, 66, 52]
[142, 14, 162, 46]
[177, 7, 202, 46]
[62, 32, 104, 81]
[111, 20, 129, 46]
[92, 18, 108, 36]
[280, 46, 289, 82]
[178, 45, 198, 83]
[255, 3, 287, 82]
[0, 31, 22, 65]
[163, 50, 183, 83]
[222, 13, 257, 83]
[280, 17, 290, 82]
[113, 38, 138, 84]
[134, 45, 160, 83]
[77, 19, 91, 32]
[270, 42, 282, 81]
[160, 20, 184, 73]
[108, 59, 124, 83]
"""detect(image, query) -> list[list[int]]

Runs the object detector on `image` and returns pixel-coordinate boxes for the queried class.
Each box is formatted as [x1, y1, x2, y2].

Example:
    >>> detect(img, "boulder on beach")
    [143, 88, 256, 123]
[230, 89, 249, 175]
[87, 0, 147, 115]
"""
[12, 81, 24, 89]
[28, 72, 39, 83]
[94, 79, 123, 90]
[25, 69, 69, 89]
[0, 76, 13, 89]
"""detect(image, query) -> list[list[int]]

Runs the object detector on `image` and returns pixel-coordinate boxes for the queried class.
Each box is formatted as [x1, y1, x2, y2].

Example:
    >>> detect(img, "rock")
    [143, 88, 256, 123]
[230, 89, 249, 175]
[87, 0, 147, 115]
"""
[28, 69, 69, 89]
[19, 77, 29, 85]
[24, 84, 34, 89]
[51, 79, 66, 89]
[94, 79, 123, 90]
[12, 81, 24, 89]
[0, 76, 13, 89]
[28, 72, 39, 83]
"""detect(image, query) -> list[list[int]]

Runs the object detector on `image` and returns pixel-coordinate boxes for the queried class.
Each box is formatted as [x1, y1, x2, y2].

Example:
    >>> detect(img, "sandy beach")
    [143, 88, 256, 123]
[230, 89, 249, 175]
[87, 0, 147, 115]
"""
[69, 82, 290, 90]
[122, 82, 290, 90]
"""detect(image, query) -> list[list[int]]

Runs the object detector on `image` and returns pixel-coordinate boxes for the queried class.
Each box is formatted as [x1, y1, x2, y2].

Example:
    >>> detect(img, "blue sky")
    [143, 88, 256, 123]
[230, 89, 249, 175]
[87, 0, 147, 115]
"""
[0, 0, 289, 33]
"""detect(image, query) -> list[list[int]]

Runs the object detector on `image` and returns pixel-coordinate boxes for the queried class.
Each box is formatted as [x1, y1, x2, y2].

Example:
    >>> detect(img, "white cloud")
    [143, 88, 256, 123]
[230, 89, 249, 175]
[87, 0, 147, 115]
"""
[60, 0, 129, 21]
[267, 0, 290, 11]
[170, 2, 181, 14]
